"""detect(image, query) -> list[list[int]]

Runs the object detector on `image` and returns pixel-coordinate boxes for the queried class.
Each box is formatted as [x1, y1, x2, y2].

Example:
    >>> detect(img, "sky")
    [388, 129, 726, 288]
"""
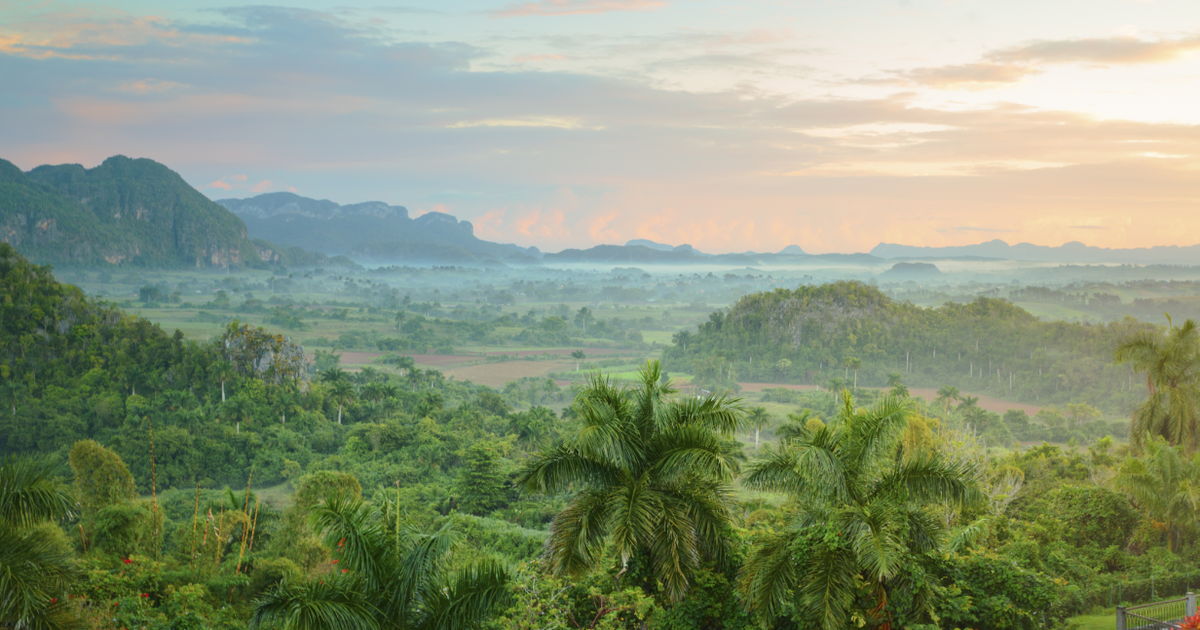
[2, 0, 1199, 254]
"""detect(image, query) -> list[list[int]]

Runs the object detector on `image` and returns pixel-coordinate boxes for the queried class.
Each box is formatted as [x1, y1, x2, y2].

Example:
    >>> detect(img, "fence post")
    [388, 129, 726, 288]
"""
[1188, 591, 1196, 617]
[1116, 606, 1126, 630]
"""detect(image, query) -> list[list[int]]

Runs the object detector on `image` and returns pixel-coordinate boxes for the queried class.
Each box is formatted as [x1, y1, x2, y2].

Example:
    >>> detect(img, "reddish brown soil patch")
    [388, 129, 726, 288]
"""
[906, 388, 1041, 415]
[441, 361, 575, 388]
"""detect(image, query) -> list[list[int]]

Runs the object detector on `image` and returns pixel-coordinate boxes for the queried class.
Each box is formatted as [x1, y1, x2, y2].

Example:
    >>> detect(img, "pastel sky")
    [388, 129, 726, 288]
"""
[2, 0, 1199, 253]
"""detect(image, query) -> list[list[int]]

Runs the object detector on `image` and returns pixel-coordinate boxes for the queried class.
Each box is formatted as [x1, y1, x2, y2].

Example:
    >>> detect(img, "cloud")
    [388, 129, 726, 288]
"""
[987, 35, 1200, 66]
[492, 0, 670, 18]
[890, 34, 1200, 91]
[899, 62, 1042, 90]
[5, 5, 1200, 254]
[937, 226, 1018, 234]
[251, 179, 274, 193]
[512, 53, 570, 62]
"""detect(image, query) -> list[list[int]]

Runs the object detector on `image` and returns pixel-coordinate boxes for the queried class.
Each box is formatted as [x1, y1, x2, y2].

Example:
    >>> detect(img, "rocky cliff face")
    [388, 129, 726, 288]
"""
[0, 156, 262, 268]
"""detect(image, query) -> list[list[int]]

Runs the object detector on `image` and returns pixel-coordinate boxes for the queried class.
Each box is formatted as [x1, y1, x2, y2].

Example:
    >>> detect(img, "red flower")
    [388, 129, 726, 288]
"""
[141, 593, 149, 598]
[341, 569, 349, 573]
[50, 598, 57, 604]
[331, 559, 339, 564]
[122, 558, 132, 564]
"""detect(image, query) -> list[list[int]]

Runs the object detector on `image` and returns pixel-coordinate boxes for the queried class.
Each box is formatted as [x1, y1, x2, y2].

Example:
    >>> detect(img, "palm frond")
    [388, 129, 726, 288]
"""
[514, 445, 623, 495]
[310, 493, 388, 590]
[658, 394, 745, 436]
[544, 489, 612, 577]
[649, 492, 701, 602]
[418, 560, 512, 630]
[250, 578, 380, 630]
[0, 524, 82, 630]
[737, 531, 798, 623]
[948, 516, 993, 553]
[844, 505, 905, 582]
[386, 519, 456, 626]
[870, 452, 983, 507]
[0, 456, 76, 527]
[608, 478, 658, 567]
[800, 540, 857, 630]
[905, 507, 945, 554]
[649, 425, 738, 482]
[846, 394, 914, 472]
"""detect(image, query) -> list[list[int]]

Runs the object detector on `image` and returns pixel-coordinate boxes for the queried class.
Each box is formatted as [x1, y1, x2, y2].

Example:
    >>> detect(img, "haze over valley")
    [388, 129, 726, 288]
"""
[4, 2, 1200, 629]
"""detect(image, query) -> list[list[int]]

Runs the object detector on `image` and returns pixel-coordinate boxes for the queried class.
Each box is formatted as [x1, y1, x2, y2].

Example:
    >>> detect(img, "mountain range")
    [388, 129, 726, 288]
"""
[216, 192, 539, 263]
[8, 155, 1200, 269]
[0, 156, 343, 268]
[871, 240, 1200, 264]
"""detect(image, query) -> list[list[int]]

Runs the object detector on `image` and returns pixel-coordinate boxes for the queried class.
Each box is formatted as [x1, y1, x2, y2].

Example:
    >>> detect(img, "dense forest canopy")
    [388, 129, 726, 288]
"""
[6, 243, 1200, 630]
[664, 280, 1157, 413]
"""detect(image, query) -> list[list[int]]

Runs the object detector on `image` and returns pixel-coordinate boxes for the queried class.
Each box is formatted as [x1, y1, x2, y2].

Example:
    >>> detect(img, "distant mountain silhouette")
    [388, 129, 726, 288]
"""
[881, 262, 941, 278]
[871, 239, 1200, 264]
[218, 193, 537, 262]
[625, 239, 675, 252]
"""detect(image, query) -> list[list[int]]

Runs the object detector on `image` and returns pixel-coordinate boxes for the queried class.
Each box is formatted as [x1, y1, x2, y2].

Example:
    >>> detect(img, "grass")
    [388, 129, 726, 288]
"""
[1065, 610, 1114, 630]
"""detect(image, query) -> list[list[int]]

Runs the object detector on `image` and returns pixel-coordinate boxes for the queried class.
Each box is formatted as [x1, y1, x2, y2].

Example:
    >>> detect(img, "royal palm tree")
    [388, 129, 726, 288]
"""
[1114, 435, 1200, 551]
[223, 395, 255, 434]
[361, 382, 389, 404]
[0, 456, 79, 629]
[250, 493, 510, 630]
[739, 393, 982, 630]
[1115, 316, 1200, 451]
[841, 356, 862, 388]
[516, 360, 744, 602]
[935, 385, 960, 418]
[671, 330, 692, 353]
[330, 380, 355, 425]
[213, 360, 236, 403]
[747, 406, 771, 453]
[886, 372, 909, 397]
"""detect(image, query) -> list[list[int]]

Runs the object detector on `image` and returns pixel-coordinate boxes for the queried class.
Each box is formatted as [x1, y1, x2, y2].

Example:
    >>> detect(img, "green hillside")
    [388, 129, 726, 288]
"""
[0, 155, 328, 268]
[663, 280, 1157, 413]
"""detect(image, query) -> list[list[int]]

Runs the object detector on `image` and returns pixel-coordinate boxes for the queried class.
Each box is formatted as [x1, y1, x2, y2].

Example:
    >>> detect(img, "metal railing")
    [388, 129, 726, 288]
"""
[1116, 592, 1196, 630]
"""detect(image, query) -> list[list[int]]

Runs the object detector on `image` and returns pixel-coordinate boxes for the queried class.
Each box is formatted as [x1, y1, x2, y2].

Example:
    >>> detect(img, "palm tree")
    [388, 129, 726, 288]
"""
[935, 385, 960, 418]
[1115, 316, 1200, 451]
[739, 392, 982, 630]
[747, 406, 771, 453]
[250, 493, 511, 630]
[0, 455, 80, 629]
[841, 356, 861, 388]
[1113, 435, 1200, 551]
[361, 382, 388, 404]
[213, 360, 236, 403]
[516, 360, 744, 602]
[330, 380, 355, 425]
[570, 350, 586, 372]
[886, 373, 909, 397]
[672, 330, 692, 353]
[223, 395, 255, 434]
[406, 368, 425, 392]
[320, 367, 348, 386]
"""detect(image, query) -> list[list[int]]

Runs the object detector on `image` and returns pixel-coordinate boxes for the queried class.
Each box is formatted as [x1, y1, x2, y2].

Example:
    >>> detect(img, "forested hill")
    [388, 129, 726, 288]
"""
[0, 242, 308, 484]
[663, 280, 1157, 412]
[0, 155, 318, 268]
